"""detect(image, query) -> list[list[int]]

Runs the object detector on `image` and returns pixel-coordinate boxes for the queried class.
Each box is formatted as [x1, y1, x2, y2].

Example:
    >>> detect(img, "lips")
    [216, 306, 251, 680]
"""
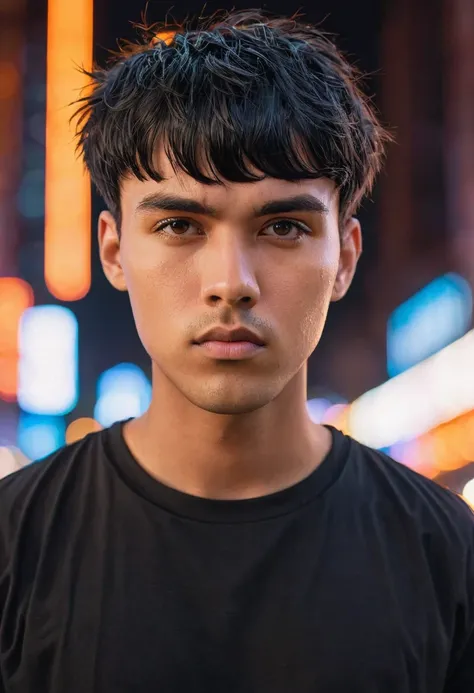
[194, 327, 265, 347]
[193, 326, 266, 361]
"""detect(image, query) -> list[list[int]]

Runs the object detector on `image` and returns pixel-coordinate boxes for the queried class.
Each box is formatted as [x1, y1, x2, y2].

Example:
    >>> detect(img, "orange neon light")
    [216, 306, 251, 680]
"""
[66, 417, 102, 444]
[396, 410, 474, 479]
[45, 0, 93, 301]
[152, 31, 176, 46]
[427, 410, 474, 473]
[0, 278, 33, 400]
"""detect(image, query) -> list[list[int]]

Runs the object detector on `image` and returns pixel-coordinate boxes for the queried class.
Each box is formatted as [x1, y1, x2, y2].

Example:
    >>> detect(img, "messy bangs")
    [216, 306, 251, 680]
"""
[74, 11, 390, 226]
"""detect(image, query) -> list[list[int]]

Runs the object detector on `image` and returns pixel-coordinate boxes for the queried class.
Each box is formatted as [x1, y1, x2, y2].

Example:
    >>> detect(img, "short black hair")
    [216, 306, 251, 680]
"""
[74, 9, 391, 230]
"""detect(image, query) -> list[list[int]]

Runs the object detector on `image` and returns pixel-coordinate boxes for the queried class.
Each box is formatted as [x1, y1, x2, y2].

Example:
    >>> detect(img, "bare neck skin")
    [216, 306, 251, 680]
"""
[123, 363, 332, 501]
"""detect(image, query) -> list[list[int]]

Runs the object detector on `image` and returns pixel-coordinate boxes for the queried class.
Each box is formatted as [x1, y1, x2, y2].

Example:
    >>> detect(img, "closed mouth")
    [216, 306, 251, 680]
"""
[194, 327, 265, 346]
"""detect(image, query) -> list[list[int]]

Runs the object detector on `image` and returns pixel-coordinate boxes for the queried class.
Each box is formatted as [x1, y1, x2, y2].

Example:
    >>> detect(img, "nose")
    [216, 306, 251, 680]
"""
[200, 233, 260, 309]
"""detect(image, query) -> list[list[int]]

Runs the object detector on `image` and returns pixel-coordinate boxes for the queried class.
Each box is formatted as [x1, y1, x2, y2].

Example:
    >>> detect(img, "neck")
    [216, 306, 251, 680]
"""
[123, 364, 331, 500]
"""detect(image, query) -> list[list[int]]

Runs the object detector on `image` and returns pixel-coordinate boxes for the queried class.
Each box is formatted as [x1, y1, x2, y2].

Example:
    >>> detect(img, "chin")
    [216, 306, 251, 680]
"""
[184, 381, 279, 416]
[195, 399, 268, 415]
[154, 360, 295, 415]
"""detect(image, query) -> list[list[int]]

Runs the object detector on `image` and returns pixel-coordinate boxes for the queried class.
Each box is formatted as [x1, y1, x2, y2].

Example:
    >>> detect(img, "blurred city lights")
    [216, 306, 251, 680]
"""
[387, 273, 472, 377]
[0, 447, 18, 479]
[349, 328, 474, 448]
[94, 363, 152, 427]
[66, 417, 102, 444]
[0, 278, 34, 401]
[18, 305, 79, 415]
[17, 413, 65, 460]
[389, 437, 440, 480]
[0, 446, 26, 480]
[402, 410, 474, 477]
[306, 398, 333, 423]
[322, 403, 350, 434]
[44, 0, 93, 301]
[462, 479, 474, 508]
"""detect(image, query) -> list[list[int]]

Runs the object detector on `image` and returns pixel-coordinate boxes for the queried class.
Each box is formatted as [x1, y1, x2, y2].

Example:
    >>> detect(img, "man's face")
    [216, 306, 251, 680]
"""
[99, 152, 361, 415]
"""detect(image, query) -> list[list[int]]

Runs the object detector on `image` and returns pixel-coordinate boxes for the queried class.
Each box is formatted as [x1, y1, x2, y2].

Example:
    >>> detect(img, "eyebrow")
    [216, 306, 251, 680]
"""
[135, 192, 330, 218]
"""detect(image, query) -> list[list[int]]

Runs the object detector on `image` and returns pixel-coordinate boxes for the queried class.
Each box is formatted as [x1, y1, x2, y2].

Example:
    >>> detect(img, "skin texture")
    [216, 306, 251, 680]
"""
[98, 150, 362, 499]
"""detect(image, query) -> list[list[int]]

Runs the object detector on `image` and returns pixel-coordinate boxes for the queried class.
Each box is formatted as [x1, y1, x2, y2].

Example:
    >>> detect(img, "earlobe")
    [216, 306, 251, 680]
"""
[98, 210, 128, 292]
[330, 217, 362, 302]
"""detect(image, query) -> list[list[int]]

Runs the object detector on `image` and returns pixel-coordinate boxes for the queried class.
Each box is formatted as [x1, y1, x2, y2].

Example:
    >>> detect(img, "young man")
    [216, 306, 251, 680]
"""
[0, 10, 473, 692]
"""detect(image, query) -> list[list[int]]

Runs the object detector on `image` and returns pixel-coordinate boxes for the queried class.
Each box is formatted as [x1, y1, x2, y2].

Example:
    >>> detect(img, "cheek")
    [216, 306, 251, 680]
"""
[120, 243, 194, 341]
[269, 253, 338, 340]
[122, 235, 192, 299]
[295, 277, 335, 350]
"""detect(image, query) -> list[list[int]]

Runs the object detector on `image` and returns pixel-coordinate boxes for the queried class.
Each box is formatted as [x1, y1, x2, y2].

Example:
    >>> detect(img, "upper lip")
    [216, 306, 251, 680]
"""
[194, 326, 265, 346]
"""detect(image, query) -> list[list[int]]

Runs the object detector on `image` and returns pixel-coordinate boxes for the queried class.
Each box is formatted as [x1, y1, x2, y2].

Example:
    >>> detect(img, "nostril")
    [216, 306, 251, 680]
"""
[205, 293, 256, 306]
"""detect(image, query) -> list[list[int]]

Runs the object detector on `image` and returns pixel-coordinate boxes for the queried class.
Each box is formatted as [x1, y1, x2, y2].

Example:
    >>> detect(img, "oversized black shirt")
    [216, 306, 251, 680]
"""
[0, 422, 473, 692]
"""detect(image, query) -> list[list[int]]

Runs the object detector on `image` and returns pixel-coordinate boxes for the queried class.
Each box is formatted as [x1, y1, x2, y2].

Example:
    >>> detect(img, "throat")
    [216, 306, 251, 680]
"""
[122, 414, 332, 500]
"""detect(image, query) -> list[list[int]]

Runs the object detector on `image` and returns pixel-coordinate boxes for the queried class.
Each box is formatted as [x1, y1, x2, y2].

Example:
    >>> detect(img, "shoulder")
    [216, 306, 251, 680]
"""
[0, 429, 107, 562]
[0, 428, 104, 509]
[345, 432, 474, 549]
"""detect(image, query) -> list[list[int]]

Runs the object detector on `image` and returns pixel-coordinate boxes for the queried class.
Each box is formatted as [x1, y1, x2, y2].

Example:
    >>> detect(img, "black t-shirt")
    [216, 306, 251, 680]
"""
[0, 423, 473, 693]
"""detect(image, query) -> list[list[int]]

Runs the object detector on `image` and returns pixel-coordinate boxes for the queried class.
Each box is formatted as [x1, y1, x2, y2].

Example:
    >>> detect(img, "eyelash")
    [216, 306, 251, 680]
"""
[152, 218, 312, 241]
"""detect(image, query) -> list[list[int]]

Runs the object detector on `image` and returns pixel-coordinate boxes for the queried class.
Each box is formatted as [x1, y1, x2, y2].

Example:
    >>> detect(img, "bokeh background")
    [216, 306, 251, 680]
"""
[1, 0, 474, 505]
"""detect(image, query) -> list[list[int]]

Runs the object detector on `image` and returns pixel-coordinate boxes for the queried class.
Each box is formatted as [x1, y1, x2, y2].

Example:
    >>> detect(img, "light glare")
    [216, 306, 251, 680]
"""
[18, 305, 79, 415]
[17, 413, 65, 460]
[462, 479, 474, 509]
[387, 273, 472, 377]
[94, 363, 152, 427]
[349, 329, 474, 448]
[44, 0, 93, 300]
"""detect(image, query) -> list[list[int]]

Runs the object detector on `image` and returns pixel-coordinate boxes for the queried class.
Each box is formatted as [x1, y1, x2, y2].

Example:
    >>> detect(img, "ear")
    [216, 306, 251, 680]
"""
[331, 217, 362, 302]
[98, 210, 128, 292]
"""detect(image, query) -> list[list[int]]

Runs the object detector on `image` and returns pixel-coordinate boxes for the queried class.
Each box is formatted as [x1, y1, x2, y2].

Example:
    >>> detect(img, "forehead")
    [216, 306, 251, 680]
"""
[120, 148, 339, 217]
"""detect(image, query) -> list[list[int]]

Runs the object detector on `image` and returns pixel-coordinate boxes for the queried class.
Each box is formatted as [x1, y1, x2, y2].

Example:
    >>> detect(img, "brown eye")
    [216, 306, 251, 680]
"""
[153, 219, 201, 236]
[166, 220, 191, 234]
[262, 220, 311, 240]
[272, 221, 296, 236]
